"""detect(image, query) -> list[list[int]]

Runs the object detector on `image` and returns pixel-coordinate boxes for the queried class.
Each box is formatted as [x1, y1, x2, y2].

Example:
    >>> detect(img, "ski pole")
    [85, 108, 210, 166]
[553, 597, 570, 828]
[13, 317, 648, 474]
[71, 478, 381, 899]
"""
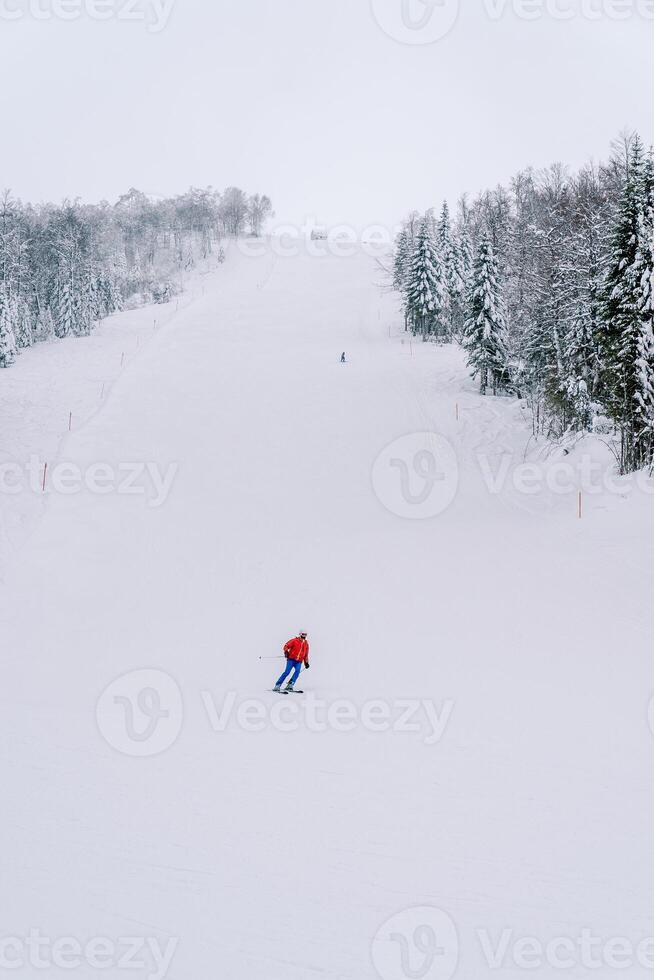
[258, 655, 286, 660]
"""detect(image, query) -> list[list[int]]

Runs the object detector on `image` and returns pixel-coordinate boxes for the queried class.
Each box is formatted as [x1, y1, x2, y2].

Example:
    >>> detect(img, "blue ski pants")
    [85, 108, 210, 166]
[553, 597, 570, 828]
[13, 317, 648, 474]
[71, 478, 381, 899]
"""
[276, 658, 303, 687]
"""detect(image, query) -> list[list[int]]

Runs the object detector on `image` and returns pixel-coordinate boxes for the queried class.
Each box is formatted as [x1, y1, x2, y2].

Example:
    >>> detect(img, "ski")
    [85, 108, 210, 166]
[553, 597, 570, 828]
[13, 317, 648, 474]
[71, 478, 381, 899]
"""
[270, 689, 305, 695]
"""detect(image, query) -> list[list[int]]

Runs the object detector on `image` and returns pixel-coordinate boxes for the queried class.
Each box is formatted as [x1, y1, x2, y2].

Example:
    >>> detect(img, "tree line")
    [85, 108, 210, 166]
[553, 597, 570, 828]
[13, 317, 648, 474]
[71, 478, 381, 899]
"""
[0, 186, 272, 369]
[393, 133, 654, 474]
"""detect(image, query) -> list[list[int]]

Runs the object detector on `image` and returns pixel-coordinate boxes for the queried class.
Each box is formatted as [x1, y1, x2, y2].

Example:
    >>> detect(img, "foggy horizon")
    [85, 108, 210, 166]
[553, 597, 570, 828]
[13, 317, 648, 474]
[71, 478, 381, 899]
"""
[1, 1, 651, 229]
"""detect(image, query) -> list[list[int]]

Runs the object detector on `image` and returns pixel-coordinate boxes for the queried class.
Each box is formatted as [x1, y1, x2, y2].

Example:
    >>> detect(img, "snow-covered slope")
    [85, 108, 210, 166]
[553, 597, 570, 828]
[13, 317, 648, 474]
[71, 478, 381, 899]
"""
[2, 241, 654, 979]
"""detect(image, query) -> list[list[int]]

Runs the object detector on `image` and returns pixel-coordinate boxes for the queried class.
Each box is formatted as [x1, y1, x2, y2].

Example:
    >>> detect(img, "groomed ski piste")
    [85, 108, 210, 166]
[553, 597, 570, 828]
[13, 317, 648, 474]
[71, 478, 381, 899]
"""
[1, 238, 654, 979]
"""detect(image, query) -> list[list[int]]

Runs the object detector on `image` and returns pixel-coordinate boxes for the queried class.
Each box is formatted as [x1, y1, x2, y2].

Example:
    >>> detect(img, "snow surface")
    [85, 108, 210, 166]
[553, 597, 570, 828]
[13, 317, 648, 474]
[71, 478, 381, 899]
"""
[1, 240, 654, 979]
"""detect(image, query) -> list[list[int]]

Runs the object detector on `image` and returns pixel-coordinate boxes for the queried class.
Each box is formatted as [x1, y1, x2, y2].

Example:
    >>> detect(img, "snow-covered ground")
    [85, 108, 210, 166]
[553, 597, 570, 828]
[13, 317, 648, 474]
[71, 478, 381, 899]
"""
[0, 270, 213, 580]
[2, 241, 654, 980]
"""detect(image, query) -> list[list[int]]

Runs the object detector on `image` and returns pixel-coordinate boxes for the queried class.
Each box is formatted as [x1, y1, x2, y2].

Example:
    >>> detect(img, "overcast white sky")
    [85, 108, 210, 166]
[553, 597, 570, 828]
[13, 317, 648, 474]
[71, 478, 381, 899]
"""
[0, 0, 651, 231]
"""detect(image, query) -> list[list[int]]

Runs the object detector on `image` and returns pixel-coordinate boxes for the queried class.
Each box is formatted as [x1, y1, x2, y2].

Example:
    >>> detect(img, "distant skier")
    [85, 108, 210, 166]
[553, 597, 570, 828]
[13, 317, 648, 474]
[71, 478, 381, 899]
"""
[274, 632, 310, 692]
[341, 352, 346, 363]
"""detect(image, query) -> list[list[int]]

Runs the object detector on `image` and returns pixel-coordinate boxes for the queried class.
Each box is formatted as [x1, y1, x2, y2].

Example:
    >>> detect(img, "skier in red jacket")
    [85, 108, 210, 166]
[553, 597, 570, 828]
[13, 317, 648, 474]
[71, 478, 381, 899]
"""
[274, 632, 310, 692]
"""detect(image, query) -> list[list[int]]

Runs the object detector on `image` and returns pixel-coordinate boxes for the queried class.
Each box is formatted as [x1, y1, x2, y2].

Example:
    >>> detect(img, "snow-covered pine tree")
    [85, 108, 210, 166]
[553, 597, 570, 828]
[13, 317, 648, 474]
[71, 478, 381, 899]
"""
[562, 376, 593, 432]
[503, 170, 539, 401]
[456, 226, 473, 293]
[35, 307, 56, 342]
[563, 308, 597, 431]
[128, 252, 144, 296]
[56, 277, 76, 338]
[600, 135, 654, 471]
[111, 250, 128, 296]
[76, 269, 98, 336]
[14, 299, 34, 349]
[464, 232, 508, 394]
[0, 286, 17, 367]
[437, 202, 463, 335]
[529, 260, 574, 431]
[393, 227, 411, 292]
[406, 214, 447, 341]
[393, 226, 413, 330]
[520, 168, 588, 435]
[555, 205, 607, 431]
[553, 166, 611, 431]
[97, 270, 122, 317]
[632, 151, 654, 461]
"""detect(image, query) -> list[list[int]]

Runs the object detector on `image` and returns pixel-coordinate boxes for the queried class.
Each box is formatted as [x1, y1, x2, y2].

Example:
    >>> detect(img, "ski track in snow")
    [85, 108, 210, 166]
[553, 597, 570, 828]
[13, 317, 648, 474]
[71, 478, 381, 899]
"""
[1, 241, 654, 978]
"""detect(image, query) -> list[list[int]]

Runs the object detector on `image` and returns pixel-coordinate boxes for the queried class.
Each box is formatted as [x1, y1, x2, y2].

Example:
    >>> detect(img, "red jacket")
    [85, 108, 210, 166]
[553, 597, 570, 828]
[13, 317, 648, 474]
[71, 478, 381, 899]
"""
[284, 636, 310, 664]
